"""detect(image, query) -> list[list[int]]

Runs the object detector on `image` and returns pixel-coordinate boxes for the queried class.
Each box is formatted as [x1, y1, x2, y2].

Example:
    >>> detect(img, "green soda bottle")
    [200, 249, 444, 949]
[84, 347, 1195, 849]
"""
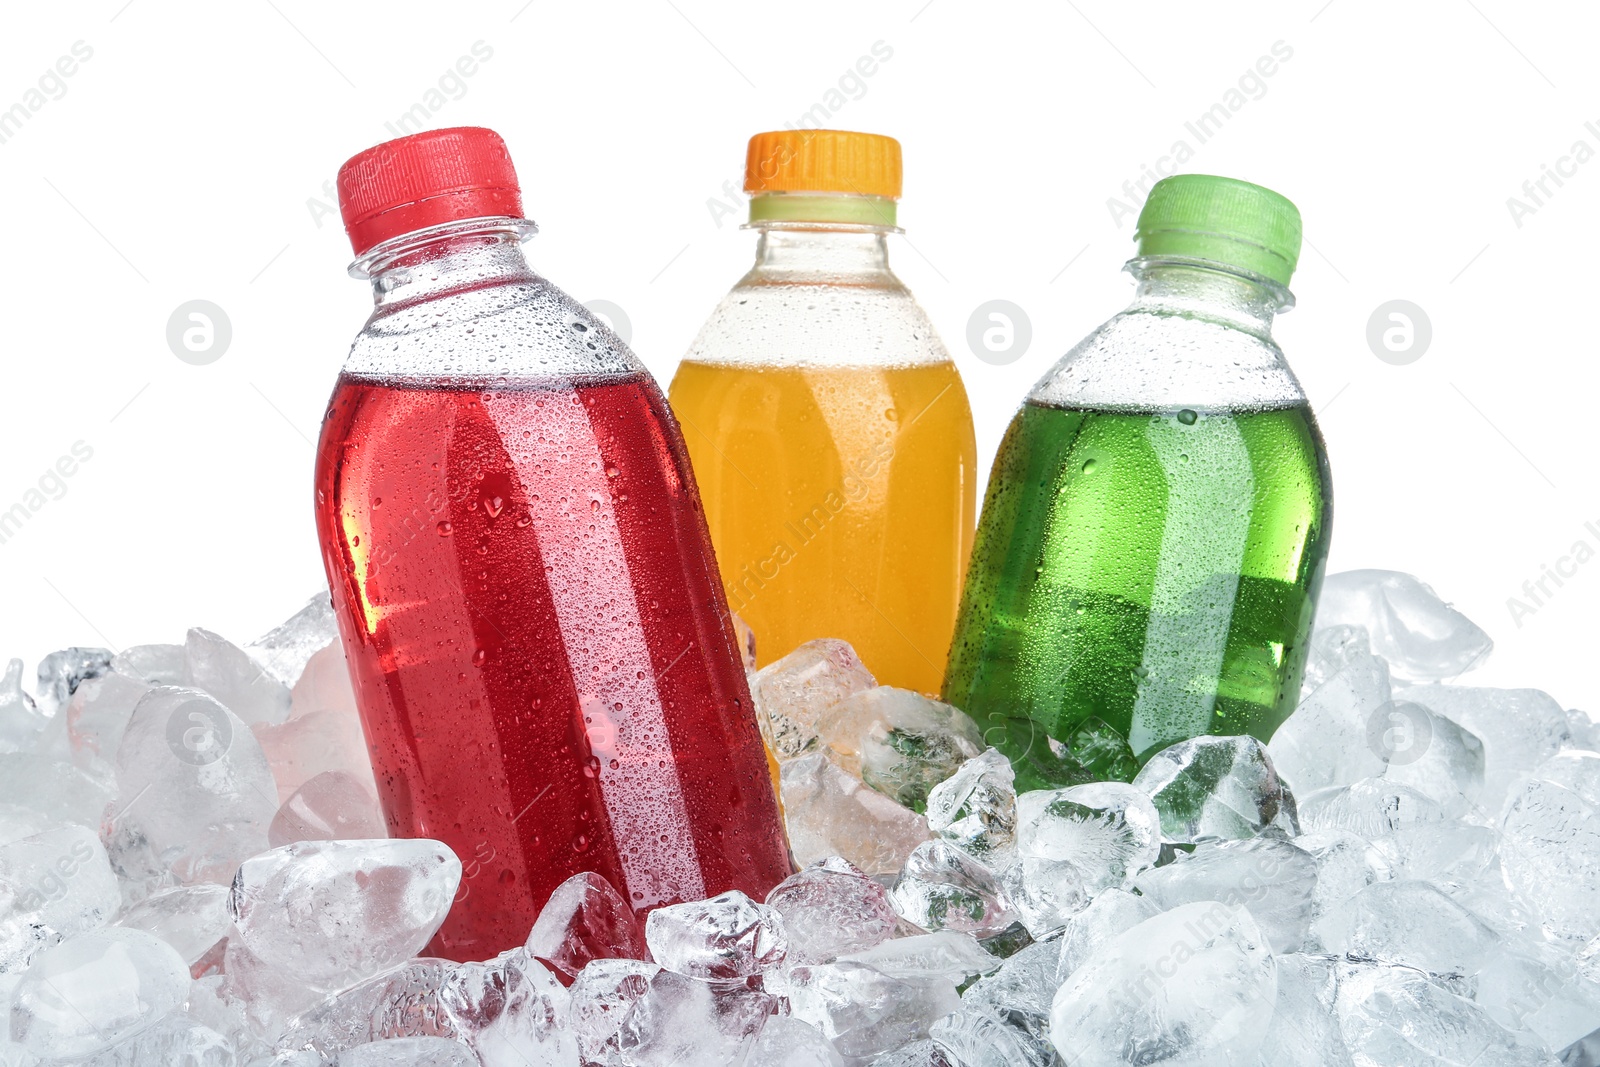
[943, 174, 1332, 793]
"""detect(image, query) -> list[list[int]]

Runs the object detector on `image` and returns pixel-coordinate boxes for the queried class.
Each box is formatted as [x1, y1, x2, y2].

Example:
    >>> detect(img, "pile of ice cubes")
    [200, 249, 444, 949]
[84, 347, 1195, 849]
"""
[3, 570, 1599, 1066]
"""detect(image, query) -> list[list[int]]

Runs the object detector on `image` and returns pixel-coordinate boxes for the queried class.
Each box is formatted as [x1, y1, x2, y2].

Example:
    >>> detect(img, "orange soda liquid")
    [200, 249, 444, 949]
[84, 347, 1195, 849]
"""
[669, 360, 976, 693]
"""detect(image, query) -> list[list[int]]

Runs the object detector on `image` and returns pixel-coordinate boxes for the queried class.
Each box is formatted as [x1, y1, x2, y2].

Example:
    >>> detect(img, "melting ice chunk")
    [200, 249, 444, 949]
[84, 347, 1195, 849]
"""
[1131, 735, 1296, 843]
[268, 769, 388, 847]
[228, 838, 461, 990]
[1049, 902, 1277, 1067]
[643, 890, 788, 980]
[818, 688, 984, 812]
[114, 686, 279, 884]
[764, 857, 898, 965]
[780, 753, 930, 876]
[924, 748, 1017, 869]
[888, 840, 1015, 936]
[524, 870, 646, 978]
[1315, 570, 1493, 682]
[751, 639, 876, 761]
[9, 927, 189, 1063]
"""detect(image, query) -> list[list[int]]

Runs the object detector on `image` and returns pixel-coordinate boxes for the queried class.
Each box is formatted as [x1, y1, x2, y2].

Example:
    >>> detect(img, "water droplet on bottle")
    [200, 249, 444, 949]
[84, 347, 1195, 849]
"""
[1082, 459, 1097, 474]
[605, 464, 619, 478]
[472, 649, 487, 667]
[572, 832, 590, 852]
[437, 521, 453, 536]
[483, 495, 504, 518]
[1177, 409, 1198, 425]
[583, 756, 601, 778]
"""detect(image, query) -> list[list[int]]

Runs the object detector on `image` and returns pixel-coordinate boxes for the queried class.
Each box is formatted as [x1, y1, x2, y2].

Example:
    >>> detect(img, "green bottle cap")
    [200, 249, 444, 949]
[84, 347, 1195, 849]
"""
[1134, 174, 1302, 288]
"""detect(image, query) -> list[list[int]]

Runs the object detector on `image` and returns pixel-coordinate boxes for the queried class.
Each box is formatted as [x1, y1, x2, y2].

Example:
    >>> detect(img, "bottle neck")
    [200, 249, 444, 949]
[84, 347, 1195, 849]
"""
[746, 225, 896, 285]
[1123, 258, 1291, 337]
[355, 217, 539, 310]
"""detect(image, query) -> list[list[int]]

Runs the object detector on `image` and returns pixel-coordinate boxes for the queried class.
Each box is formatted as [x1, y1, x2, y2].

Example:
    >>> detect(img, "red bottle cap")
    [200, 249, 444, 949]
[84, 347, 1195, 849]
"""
[337, 127, 524, 257]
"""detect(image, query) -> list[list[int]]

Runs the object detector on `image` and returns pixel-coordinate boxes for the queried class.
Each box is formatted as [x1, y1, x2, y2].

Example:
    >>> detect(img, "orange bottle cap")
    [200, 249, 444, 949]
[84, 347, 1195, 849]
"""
[744, 129, 902, 199]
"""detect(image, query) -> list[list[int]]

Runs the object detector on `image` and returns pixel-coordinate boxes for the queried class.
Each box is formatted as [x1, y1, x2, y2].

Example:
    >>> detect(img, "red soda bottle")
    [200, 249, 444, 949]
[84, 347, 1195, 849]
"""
[314, 127, 792, 960]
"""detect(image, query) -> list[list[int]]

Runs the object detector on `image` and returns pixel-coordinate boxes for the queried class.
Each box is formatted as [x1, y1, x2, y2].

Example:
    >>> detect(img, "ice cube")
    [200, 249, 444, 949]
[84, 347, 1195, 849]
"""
[71, 1012, 237, 1067]
[288, 640, 361, 723]
[730, 613, 758, 674]
[838, 930, 998, 985]
[1291, 829, 1393, 938]
[247, 594, 340, 689]
[9, 927, 189, 1062]
[1132, 836, 1318, 954]
[1298, 776, 1447, 840]
[1315, 879, 1500, 977]
[1478, 940, 1600, 1052]
[253, 705, 379, 805]
[1536, 750, 1600, 806]
[929, 1006, 1057, 1067]
[275, 958, 457, 1058]
[924, 749, 1016, 869]
[1398, 684, 1570, 810]
[1567, 710, 1600, 753]
[1053, 888, 1161, 985]
[1499, 777, 1600, 942]
[866, 1041, 952, 1067]
[524, 870, 646, 978]
[1268, 646, 1392, 795]
[0, 659, 46, 755]
[268, 770, 388, 847]
[1131, 734, 1296, 843]
[784, 960, 961, 1064]
[0, 824, 121, 972]
[745, 1015, 843, 1067]
[111, 644, 186, 686]
[114, 686, 279, 884]
[1333, 959, 1557, 1066]
[1373, 699, 1486, 818]
[780, 753, 930, 876]
[112, 883, 231, 965]
[1, 753, 114, 830]
[229, 838, 461, 990]
[1257, 953, 1351, 1067]
[438, 949, 578, 1066]
[959, 936, 1062, 1041]
[184, 628, 292, 727]
[1315, 570, 1493, 682]
[35, 647, 114, 715]
[337, 1037, 480, 1066]
[819, 688, 985, 813]
[1299, 623, 1375, 695]
[0, 803, 56, 846]
[567, 958, 659, 1064]
[888, 840, 1015, 937]
[612, 969, 777, 1067]
[63, 672, 149, 764]
[1017, 782, 1160, 879]
[1004, 782, 1161, 935]
[644, 890, 787, 980]
[764, 857, 898, 965]
[1048, 902, 1277, 1067]
[751, 639, 876, 761]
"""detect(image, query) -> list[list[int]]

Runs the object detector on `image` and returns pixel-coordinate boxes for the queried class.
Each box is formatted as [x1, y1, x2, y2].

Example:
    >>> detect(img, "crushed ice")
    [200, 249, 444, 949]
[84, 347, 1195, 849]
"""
[2, 573, 1599, 1064]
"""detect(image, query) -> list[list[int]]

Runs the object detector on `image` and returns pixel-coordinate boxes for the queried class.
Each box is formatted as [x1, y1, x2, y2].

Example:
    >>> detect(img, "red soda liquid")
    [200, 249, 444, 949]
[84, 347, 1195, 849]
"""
[314, 369, 793, 960]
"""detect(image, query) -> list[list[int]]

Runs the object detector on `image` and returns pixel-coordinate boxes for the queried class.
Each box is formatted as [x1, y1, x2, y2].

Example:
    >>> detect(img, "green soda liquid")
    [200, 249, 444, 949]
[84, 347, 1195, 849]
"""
[942, 399, 1332, 793]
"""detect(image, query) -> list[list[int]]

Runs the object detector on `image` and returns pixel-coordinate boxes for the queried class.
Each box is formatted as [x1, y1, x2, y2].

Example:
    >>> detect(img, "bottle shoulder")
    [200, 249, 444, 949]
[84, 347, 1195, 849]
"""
[1028, 307, 1308, 413]
[684, 277, 953, 370]
[344, 274, 640, 383]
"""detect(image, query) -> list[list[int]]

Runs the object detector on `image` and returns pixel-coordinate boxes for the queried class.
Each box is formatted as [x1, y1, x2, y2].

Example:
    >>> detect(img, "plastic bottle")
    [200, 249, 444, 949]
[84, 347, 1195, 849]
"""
[670, 129, 976, 695]
[943, 174, 1333, 793]
[314, 127, 791, 960]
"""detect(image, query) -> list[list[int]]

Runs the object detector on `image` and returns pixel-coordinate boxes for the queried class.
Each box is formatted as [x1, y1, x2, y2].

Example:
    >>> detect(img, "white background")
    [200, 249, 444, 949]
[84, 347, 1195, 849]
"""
[1, 1, 1595, 712]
